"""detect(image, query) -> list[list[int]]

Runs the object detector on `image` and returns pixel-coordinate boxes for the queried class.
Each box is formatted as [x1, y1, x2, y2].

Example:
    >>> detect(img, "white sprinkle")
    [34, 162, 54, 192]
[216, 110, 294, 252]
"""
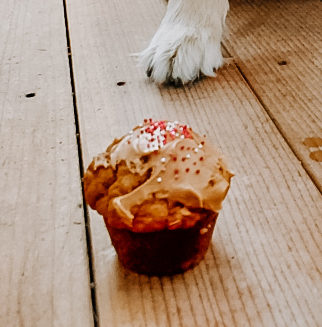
[180, 135, 185, 139]
[200, 228, 208, 235]
[194, 148, 199, 153]
[186, 154, 191, 159]
[198, 144, 203, 149]
[157, 177, 162, 183]
[129, 130, 134, 134]
[175, 133, 179, 137]
[160, 157, 166, 163]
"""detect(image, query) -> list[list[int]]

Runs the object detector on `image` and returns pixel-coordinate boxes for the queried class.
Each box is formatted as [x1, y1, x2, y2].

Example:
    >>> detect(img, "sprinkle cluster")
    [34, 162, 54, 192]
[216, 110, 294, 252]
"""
[139, 119, 193, 151]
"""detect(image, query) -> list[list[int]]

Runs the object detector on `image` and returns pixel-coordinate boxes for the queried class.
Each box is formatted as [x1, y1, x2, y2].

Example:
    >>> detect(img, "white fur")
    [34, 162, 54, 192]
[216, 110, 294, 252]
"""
[138, 0, 229, 84]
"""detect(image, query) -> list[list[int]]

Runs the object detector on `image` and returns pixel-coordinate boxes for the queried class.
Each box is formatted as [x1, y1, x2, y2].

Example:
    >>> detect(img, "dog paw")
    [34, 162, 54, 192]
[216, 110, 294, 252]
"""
[137, 1, 229, 85]
[139, 26, 224, 85]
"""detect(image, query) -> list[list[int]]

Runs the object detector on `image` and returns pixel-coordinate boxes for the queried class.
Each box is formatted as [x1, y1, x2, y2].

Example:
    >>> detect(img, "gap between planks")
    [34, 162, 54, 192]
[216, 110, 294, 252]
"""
[62, 0, 99, 325]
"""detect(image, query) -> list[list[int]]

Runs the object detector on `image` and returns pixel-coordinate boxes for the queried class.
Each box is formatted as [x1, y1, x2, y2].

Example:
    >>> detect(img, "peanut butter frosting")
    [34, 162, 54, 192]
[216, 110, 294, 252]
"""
[89, 119, 233, 227]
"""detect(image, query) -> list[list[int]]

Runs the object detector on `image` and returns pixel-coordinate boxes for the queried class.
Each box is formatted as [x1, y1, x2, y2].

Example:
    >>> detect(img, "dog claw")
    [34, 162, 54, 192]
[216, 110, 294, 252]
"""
[172, 77, 183, 87]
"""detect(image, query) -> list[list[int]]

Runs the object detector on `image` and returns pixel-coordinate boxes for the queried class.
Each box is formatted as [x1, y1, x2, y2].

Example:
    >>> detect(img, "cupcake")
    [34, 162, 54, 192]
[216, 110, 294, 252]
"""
[84, 119, 233, 275]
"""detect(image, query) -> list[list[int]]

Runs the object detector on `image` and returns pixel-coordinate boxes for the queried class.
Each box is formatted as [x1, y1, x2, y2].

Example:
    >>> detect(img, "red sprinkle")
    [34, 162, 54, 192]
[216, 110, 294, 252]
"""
[172, 156, 177, 161]
[199, 157, 204, 161]
[193, 162, 197, 165]
[182, 158, 186, 162]
[195, 169, 200, 174]
[180, 146, 185, 150]
[174, 169, 179, 175]
[185, 168, 190, 173]
[201, 141, 205, 145]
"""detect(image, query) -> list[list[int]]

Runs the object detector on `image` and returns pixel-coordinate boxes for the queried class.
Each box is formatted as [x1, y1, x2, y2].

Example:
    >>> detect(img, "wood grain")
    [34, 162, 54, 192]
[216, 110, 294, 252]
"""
[224, 0, 322, 190]
[0, 1, 93, 326]
[65, 0, 322, 326]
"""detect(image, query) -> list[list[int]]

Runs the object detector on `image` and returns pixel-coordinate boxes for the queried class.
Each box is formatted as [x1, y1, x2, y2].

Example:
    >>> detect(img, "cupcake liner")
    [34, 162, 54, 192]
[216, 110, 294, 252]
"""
[104, 212, 218, 275]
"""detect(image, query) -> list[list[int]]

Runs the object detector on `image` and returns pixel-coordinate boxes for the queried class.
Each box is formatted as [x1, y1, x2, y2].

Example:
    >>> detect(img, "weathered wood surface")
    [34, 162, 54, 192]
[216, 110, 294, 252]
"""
[224, 0, 322, 190]
[0, 1, 93, 326]
[66, 0, 322, 326]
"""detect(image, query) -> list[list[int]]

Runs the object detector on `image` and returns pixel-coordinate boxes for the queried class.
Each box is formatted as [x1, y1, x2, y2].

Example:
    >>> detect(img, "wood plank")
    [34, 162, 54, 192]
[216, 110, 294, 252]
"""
[66, 0, 322, 326]
[0, 1, 94, 326]
[224, 0, 322, 190]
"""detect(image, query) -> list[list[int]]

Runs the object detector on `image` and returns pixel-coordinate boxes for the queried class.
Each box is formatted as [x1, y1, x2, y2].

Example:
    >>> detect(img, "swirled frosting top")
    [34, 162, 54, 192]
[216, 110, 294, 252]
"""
[93, 119, 234, 225]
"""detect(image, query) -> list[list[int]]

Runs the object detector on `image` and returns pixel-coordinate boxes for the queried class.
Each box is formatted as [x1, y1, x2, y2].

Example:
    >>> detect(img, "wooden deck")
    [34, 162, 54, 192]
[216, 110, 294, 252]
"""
[1, 0, 321, 326]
